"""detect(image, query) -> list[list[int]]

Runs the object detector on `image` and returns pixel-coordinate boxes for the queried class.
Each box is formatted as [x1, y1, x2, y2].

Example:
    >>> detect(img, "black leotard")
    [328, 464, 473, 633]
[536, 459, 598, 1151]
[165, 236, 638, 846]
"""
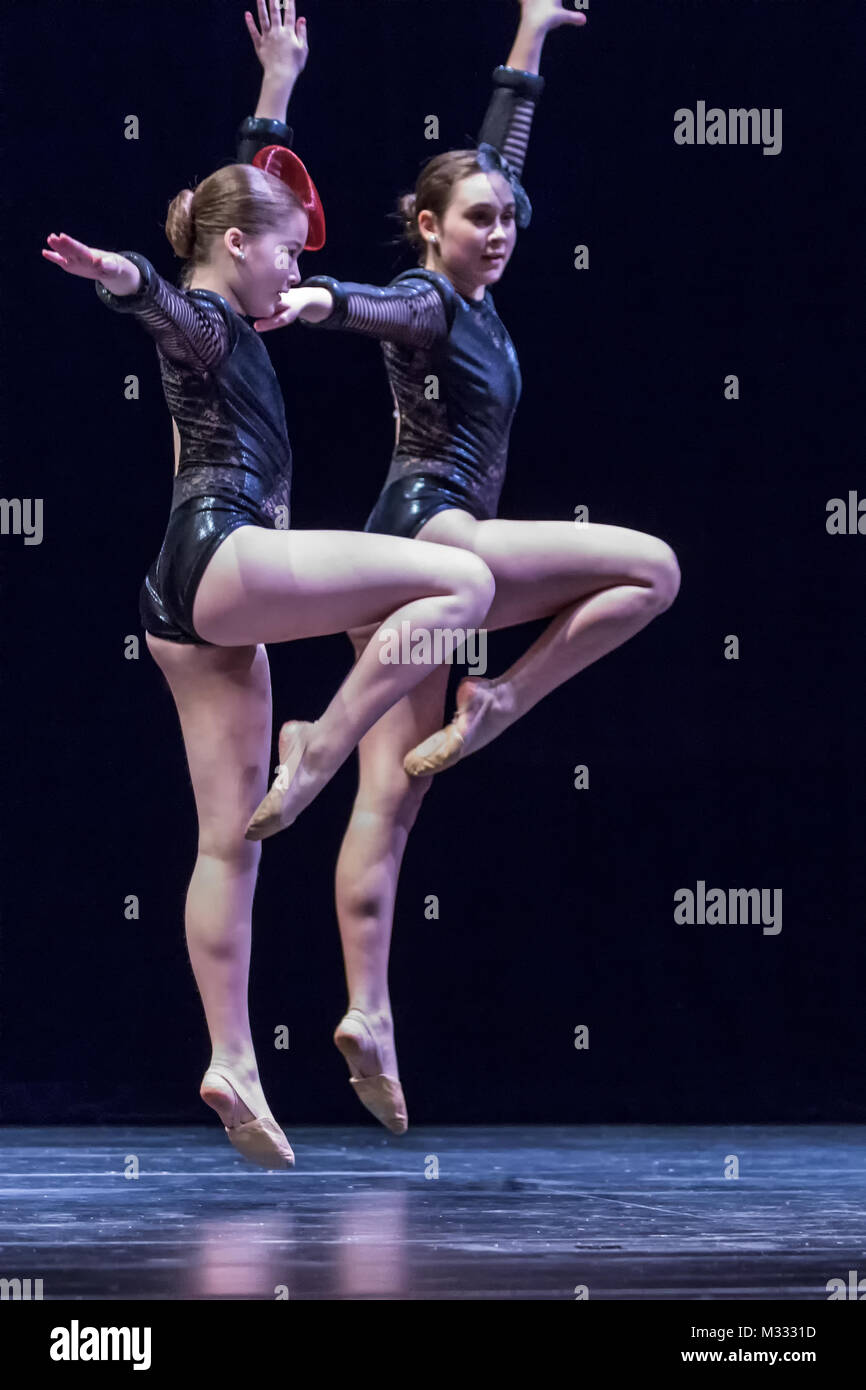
[96, 249, 293, 644]
[296, 66, 544, 538]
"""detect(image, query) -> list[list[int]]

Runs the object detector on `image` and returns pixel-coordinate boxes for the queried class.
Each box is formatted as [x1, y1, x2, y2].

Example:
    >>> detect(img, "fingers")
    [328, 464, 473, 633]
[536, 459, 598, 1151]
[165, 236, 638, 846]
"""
[253, 308, 296, 333]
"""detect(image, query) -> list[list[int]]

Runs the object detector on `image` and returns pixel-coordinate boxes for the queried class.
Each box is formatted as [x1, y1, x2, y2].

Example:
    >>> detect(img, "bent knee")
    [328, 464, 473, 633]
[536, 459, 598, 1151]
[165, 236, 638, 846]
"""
[642, 541, 681, 610]
[355, 770, 433, 825]
[196, 833, 262, 870]
[447, 551, 496, 620]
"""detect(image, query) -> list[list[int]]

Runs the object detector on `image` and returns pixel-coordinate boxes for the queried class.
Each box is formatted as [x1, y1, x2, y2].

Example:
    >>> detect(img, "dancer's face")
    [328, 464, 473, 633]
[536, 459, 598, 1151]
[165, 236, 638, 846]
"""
[422, 171, 517, 300]
[225, 209, 309, 318]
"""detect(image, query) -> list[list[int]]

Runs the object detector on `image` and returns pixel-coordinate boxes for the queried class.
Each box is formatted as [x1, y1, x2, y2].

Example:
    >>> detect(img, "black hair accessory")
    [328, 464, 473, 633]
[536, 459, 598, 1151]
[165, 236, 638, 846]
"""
[475, 142, 532, 228]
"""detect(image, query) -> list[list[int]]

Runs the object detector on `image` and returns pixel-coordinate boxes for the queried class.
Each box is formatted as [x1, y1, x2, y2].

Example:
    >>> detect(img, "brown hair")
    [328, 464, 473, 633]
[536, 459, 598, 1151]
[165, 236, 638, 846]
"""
[396, 150, 484, 263]
[165, 163, 307, 288]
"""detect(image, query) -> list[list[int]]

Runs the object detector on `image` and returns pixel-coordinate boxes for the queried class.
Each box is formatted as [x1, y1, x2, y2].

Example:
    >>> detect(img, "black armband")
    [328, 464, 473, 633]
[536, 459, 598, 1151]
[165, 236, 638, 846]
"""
[297, 275, 347, 327]
[492, 65, 545, 102]
[236, 115, 294, 165]
[94, 250, 155, 311]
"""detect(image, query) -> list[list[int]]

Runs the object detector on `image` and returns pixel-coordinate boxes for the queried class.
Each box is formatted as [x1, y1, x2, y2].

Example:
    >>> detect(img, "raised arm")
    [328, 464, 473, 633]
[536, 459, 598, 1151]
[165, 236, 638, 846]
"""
[478, 0, 586, 178]
[236, 0, 309, 162]
[256, 272, 458, 349]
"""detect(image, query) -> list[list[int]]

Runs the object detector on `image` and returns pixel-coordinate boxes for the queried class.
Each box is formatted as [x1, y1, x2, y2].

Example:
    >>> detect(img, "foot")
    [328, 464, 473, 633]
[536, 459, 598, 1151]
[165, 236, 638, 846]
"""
[200, 1060, 294, 1169]
[334, 1008, 408, 1135]
[244, 719, 330, 841]
[403, 676, 513, 777]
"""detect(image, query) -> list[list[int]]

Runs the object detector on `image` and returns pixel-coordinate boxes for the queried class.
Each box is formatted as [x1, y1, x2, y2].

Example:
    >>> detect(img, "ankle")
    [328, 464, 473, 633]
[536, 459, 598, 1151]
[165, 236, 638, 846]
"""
[299, 720, 338, 776]
[345, 1005, 392, 1031]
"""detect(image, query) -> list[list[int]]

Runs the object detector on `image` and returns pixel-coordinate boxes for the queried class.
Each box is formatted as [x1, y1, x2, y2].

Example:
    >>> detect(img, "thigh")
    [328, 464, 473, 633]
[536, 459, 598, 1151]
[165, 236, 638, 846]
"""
[145, 634, 272, 857]
[419, 513, 675, 630]
[191, 525, 487, 647]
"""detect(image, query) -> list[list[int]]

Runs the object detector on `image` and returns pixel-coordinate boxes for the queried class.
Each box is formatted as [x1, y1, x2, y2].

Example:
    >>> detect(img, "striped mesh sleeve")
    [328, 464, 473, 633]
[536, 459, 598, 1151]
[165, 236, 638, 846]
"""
[477, 67, 545, 181]
[298, 274, 452, 349]
[94, 251, 233, 371]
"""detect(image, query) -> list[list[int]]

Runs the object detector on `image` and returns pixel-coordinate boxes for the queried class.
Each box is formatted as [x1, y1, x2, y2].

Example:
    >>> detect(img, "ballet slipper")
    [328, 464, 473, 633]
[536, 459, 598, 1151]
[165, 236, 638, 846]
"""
[200, 1066, 294, 1170]
[244, 720, 311, 841]
[403, 677, 492, 777]
[403, 724, 464, 777]
[334, 1009, 408, 1136]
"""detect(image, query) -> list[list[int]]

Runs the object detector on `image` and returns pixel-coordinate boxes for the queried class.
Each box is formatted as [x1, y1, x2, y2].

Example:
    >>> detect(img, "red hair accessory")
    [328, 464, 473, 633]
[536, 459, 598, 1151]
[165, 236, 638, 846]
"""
[251, 145, 326, 251]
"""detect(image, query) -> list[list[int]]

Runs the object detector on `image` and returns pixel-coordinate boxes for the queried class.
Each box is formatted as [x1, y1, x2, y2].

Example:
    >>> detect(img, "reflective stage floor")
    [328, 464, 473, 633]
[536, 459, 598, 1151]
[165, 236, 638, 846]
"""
[1, 1125, 863, 1299]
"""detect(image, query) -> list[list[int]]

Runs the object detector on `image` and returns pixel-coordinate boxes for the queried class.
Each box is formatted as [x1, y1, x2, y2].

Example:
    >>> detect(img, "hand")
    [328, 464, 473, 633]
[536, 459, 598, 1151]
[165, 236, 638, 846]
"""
[41, 233, 141, 294]
[519, 0, 587, 34]
[245, 0, 309, 82]
[254, 286, 333, 333]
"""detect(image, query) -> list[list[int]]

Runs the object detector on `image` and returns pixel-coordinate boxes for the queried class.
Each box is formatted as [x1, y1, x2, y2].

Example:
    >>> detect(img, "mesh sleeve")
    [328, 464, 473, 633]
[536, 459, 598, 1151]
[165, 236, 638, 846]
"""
[298, 273, 455, 349]
[94, 251, 233, 371]
[477, 66, 545, 180]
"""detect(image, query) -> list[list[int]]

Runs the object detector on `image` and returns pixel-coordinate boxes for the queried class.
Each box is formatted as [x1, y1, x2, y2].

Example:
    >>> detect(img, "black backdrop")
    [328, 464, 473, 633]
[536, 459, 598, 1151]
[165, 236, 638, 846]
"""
[2, 0, 863, 1124]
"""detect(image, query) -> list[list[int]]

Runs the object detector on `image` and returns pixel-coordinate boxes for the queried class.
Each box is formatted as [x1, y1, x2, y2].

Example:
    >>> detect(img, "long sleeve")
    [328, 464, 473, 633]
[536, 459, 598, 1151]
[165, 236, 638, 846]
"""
[297, 271, 457, 349]
[477, 65, 545, 180]
[94, 251, 234, 372]
[236, 114, 294, 164]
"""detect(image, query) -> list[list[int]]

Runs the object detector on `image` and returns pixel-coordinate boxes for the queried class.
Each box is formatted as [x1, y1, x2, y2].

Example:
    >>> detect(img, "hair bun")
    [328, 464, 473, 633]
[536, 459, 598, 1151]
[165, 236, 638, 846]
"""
[397, 192, 417, 229]
[165, 186, 196, 261]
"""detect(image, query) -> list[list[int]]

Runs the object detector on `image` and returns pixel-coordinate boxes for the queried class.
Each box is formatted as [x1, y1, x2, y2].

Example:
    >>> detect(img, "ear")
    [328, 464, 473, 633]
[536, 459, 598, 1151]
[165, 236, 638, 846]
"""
[417, 209, 440, 243]
[224, 226, 245, 259]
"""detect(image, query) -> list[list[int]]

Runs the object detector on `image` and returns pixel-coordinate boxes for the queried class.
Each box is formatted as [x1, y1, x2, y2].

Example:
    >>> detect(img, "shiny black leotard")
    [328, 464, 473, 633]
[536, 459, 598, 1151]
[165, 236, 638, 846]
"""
[94, 119, 297, 645]
[296, 66, 544, 538]
[96, 252, 293, 644]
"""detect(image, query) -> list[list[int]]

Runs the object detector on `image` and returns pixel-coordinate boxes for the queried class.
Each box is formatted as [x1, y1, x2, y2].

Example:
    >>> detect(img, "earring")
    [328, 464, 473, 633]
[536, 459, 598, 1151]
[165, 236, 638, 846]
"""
[237, 251, 246, 262]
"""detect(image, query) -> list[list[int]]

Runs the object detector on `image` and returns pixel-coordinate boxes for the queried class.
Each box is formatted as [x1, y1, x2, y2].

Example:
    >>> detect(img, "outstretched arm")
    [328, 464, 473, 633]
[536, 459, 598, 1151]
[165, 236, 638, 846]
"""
[478, 0, 586, 179]
[42, 234, 232, 372]
[237, 0, 309, 162]
[252, 274, 458, 350]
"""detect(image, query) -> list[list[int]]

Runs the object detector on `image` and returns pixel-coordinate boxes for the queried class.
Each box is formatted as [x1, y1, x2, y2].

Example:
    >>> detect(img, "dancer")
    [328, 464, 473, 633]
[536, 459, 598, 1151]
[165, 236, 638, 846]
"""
[252, 0, 680, 1134]
[41, 0, 495, 1168]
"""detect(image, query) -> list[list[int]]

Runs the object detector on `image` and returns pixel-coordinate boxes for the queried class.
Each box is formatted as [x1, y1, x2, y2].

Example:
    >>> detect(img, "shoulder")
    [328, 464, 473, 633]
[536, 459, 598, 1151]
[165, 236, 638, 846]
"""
[390, 269, 459, 330]
[185, 287, 242, 351]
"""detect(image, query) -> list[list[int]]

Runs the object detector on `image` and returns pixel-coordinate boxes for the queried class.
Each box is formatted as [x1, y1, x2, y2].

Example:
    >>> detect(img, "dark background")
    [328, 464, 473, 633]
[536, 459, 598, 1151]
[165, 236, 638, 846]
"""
[1, 0, 863, 1123]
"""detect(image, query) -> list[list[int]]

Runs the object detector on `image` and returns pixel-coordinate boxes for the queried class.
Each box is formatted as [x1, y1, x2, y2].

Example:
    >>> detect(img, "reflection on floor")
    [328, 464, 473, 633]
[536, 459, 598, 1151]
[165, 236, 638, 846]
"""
[1, 1125, 863, 1299]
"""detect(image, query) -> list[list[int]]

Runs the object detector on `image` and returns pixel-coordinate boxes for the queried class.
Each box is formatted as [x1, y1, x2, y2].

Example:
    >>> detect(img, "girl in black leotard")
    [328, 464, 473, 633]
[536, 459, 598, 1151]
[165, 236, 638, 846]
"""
[251, 0, 681, 1135]
[41, 0, 494, 1168]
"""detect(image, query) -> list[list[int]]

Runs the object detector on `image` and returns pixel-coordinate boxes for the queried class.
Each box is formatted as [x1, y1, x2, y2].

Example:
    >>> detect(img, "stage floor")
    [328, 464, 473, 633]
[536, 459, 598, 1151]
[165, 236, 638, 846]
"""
[1, 1125, 863, 1299]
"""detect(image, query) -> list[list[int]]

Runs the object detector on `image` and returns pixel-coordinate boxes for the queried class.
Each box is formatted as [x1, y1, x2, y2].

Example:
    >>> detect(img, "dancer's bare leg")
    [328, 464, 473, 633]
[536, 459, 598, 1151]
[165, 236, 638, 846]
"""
[405, 513, 681, 769]
[333, 625, 449, 1085]
[190, 527, 494, 831]
[144, 635, 275, 1125]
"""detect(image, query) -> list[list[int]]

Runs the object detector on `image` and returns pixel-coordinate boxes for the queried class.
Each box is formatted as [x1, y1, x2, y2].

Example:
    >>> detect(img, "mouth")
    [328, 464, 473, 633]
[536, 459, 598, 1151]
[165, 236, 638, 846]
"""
[482, 253, 505, 263]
